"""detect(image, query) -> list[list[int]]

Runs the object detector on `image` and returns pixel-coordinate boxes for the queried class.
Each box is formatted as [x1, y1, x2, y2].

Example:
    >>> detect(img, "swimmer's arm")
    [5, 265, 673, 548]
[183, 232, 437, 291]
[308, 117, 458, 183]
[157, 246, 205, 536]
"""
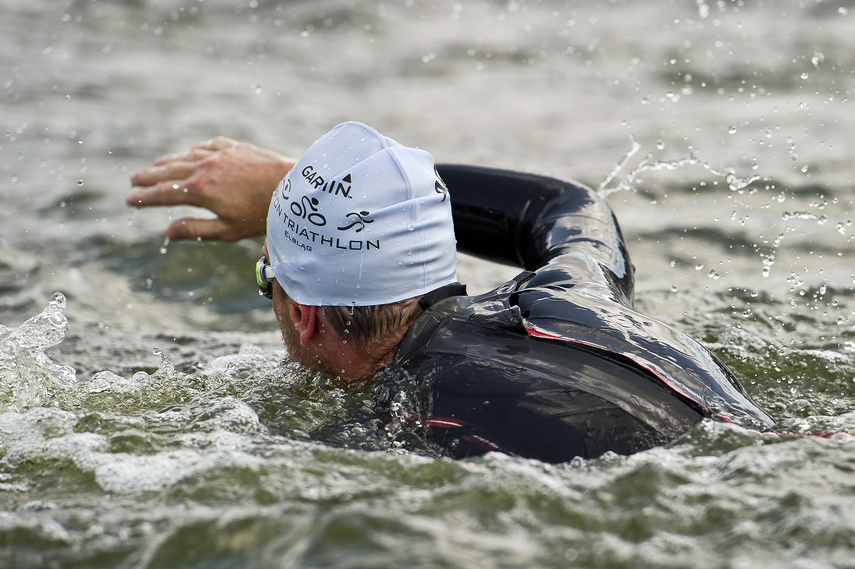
[436, 163, 635, 304]
[436, 164, 626, 270]
[127, 137, 296, 242]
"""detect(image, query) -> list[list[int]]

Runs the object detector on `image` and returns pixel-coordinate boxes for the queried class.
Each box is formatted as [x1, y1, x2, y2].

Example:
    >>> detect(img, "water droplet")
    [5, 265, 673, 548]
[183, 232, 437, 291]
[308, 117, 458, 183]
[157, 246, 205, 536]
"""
[728, 125, 737, 134]
[159, 237, 170, 254]
[76, 179, 84, 186]
[49, 291, 67, 310]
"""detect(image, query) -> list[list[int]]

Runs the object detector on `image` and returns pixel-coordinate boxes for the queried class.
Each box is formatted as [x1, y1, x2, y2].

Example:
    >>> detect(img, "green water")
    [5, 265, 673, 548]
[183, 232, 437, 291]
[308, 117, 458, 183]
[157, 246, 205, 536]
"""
[2, 0, 854, 567]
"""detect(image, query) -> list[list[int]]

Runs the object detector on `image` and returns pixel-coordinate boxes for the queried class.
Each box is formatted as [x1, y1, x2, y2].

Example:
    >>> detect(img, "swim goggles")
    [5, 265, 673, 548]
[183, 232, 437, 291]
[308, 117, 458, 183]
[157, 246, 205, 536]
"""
[255, 257, 274, 299]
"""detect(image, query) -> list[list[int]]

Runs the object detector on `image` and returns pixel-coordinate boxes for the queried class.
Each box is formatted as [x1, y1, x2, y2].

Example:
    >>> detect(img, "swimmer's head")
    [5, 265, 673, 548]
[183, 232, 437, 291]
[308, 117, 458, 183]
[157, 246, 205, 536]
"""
[265, 121, 457, 307]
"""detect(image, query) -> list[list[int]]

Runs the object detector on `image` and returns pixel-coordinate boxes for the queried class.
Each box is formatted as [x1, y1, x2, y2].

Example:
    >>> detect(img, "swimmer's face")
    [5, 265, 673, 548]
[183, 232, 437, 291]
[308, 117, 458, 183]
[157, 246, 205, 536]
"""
[263, 243, 295, 356]
[265, 240, 302, 363]
[266, 240, 338, 376]
[271, 281, 301, 361]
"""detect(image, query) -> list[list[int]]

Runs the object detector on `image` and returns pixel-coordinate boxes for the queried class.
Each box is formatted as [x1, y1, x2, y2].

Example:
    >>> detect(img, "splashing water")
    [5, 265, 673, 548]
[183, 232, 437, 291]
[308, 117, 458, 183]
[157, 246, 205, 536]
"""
[0, 292, 418, 450]
[598, 137, 761, 198]
[0, 293, 77, 412]
[0, 294, 214, 415]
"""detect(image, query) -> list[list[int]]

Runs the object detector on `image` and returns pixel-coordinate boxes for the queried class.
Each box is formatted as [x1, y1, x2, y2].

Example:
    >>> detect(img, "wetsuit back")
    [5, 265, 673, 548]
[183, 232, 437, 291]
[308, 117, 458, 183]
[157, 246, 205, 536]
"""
[392, 165, 774, 463]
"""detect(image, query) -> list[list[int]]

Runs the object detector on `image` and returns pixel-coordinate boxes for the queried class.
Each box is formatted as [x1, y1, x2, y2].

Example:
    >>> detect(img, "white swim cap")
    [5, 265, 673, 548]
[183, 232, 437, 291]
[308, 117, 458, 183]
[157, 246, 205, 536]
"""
[266, 121, 457, 306]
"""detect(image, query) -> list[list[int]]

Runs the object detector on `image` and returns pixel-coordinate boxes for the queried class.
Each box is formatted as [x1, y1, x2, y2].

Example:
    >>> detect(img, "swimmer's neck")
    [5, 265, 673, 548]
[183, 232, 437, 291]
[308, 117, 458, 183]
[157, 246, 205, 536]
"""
[303, 321, 411, 382]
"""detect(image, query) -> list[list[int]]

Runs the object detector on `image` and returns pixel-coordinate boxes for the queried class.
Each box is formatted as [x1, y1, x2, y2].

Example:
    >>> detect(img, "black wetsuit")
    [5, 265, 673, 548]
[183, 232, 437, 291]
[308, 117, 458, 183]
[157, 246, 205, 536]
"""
[391, 165, 774, 463]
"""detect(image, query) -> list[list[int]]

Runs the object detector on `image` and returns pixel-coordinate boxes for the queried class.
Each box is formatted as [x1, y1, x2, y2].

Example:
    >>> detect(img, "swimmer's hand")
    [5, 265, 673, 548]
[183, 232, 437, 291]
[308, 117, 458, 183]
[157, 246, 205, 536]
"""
[128, 137, 296, 242]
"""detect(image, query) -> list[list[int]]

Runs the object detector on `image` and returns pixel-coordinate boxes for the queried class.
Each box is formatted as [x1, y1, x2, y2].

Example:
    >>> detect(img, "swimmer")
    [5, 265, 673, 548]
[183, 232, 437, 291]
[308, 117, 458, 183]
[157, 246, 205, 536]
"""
[129, 121, 774, 463]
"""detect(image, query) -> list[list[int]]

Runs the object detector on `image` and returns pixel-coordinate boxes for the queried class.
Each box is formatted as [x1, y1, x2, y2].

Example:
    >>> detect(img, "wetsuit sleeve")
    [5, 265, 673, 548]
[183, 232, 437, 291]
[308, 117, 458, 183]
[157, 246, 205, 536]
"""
[435, 164, 635, 305]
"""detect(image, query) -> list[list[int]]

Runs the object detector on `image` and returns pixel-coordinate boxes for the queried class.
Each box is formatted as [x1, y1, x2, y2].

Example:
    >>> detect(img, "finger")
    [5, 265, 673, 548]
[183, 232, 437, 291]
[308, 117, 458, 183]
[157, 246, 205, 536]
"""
[165, 216, 231, 242]
[130, 161, 201, 188]
[126, 179, 203, 208]
[148, 137, 238, 167]
[151, 147, 214, 167]
[193, 136, 239, 152]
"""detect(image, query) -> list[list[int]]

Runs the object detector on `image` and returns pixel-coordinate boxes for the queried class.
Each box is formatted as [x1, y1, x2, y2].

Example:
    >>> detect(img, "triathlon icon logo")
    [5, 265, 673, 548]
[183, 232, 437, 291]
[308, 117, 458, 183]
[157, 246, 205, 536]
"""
[338, 211, 374, 233]
[279, 179, 327, 227]
[289, 195, 327, 227]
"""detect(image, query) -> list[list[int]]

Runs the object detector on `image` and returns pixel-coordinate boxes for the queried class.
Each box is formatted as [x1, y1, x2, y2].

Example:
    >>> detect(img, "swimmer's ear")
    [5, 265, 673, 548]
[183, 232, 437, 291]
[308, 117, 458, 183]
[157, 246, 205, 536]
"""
[290, 303, 318, 347]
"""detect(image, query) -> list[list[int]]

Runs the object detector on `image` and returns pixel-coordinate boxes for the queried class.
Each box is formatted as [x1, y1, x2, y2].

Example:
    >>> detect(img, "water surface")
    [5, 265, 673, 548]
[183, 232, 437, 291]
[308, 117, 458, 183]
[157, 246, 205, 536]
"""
[2, 1, 854, 567]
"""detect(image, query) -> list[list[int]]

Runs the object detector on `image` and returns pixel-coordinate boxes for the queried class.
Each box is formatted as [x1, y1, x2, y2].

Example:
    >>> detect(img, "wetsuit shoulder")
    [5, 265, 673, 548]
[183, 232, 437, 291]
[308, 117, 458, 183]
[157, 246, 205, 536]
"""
[395, 284, 707, 463]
